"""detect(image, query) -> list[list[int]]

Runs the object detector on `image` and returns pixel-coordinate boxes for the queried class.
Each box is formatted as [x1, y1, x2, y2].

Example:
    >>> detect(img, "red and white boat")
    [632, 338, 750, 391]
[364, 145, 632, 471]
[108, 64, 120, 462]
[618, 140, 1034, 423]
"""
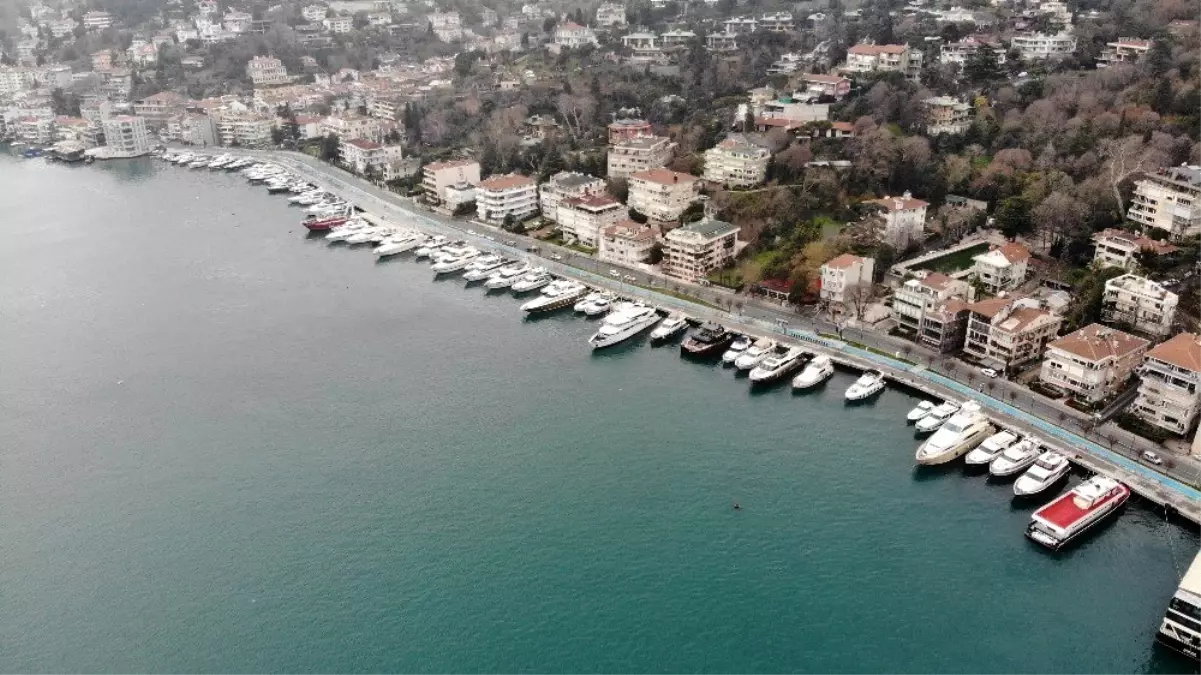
[303, 214, 350, 231]
[1025, 475, 1130, 550]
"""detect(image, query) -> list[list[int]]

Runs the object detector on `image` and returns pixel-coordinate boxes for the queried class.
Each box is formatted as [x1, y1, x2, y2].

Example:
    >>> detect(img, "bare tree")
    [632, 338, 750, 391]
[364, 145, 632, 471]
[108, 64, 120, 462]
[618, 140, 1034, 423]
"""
[848, 283, 874, 321]
[1100, 135, 1166, 215]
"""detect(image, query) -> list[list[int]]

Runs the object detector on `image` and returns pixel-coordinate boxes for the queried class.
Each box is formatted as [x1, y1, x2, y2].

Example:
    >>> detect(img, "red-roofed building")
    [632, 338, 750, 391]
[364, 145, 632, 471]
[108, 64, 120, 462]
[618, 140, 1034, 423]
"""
[628, 169, 700, 222]
[869, 191, 929, 249]
[558, 194, 625, 247]
[422, 159, 481, 206]
[819, 254, 875, 310]
[972, 241, 1031, 293]
[1097, 37, 1151, 67]
[963, 298, 1062, 371]
[1040, 324, 1149, 403]
[844, 42, 921, 79]
[800, 73, 851, 99]
[553, 21, 597, 48]
[340, 138, 403, 176]
[477, 174, 538, 223]
[600, 220, 657, 266]
[1134, 333, 1201, 436]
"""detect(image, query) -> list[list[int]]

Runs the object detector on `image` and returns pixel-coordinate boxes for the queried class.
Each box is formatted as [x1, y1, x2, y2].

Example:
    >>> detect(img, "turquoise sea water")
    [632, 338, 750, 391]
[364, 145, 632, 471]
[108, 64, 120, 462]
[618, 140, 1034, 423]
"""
[0, 157, 1198, 673]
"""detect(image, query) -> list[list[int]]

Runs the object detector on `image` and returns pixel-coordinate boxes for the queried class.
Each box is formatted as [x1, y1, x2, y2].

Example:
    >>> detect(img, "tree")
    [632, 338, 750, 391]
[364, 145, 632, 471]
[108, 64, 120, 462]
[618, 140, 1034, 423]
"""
[320, 133, 340, 162]
[963, 46, 1002, 85]
[994, 196, 1032, 238]
[1032, 191, 1086, 257]
[1147, 37, 1171, 78]
[1100, 136, 1164, 216]
[647, 243, 664, 264]
[271, 126, 286, 145]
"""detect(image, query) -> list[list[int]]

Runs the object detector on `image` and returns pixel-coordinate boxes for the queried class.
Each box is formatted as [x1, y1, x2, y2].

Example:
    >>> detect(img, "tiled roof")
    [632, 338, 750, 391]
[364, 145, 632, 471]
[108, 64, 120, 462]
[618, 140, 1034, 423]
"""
[872, 193, 929, 211]
[1145, 333, 1201, 373]
[479, 174, 535, 190]
[823, 253, 867, 270]
[966, 297, 1013, 319]
[345, 138, 381, 150]
[848, 43, 907, 55]
[425, 158, 478, 171]
[1049, 323, 1149, 362]
[917, 271, 957, 290]
[631, 168, 697, 185]
[604, 220, 655, 241]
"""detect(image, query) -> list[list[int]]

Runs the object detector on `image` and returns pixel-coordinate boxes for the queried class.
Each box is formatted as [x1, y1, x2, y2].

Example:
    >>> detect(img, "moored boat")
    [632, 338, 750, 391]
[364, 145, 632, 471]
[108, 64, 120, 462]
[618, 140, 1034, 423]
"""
[915, 401, 994, 465]
[989, 437, 1041, 477]
[681, 322, 735, 357]
[1025, 475, 1130, 550]
[521, 280, 589, 312]
[906, 400, 936, 423]
[588, 303, 661, 348]
[749, 346, 807, 385]
[1013, 451, 1072, 497]
[964, 430, 1019, 466]
[649, 313, 689, 343]
[483, 263, 532, 289]
[792, 353, 834, 389]
[511, 269, 553, 293]
[721, 335, 752, 365]
[303, 213, 350, 231]
[461, 255, 507, 281]
[735, 338, 778, 371]
[845, 370, 886, 401]
[914, 401, 958, 433]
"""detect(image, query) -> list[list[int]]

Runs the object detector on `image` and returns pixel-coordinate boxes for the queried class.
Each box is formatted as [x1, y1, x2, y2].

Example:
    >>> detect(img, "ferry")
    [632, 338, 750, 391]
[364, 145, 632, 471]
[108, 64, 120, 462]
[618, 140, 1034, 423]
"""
[1156, 552, 1201, 659]
[681, 322, 736, 357]
[303, 213, 350, 231]
[1025, 475, 1130, 551]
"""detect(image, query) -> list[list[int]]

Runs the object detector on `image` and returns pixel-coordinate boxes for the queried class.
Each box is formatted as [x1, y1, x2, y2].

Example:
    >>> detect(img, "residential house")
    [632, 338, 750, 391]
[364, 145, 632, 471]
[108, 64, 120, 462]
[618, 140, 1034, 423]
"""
[340, 138, 404, 175]
[247, 56, 289, 87]
[844, 42, 922, 79]
[127, 42, 158, 67]
[659, 29, 696, 49]
[553, 22, 597, 48]
[662, 217, 740, 282]
[756, 98, 829, 126]
[223, 11, 253, 33]
[132, 91, 188, 120]
[703, 134, 770, 188]
[799, 73, 851, 100]
[595, 2, 626, 28]
[819, 254, 876, 311]
[972, 241, 1031, 293]
[1091, 229, 1177, 270]
[962, 297, 1063, 371]
[323, 15, 354, 33]
[1127, 165, 1201, 240]
[92, 49, 114, 71]
[892, 270, 971, 345]
[1133, 333, 1201, 436]
[607, 135, 674, 179]
[923, 96, 971, 135]
[758, 12, 794, 31]
[1101, 273, 1178, 338]
[599, 220, 656, 266]
[869, 191, 928, 250]
[557, 195, 625, 247]
[1010, 32, 1077, 59]
[622, 32, 661, 62]
[83, 11, 112, 30]
[302, 4, 329, 22]
[706, 32, 739, 52]
[422, 159, 481, 205]
[320, 114, 382, 143]
[939, 35, 1006, 66]
[723, 17, 758, 33]
[476, 174, 538, 223]
[539, 171, 606, 221]
[1040, 324, 1149, 403]
[427, 11, 462, 41]
[627, 169, 700, 222]
[1097, 37, 1150, 67]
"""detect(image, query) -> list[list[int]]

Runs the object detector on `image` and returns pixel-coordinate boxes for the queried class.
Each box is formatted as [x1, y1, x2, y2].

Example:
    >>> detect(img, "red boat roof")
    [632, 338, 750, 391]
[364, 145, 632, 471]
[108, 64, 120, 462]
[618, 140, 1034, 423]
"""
[1034, 478, 1127, 529]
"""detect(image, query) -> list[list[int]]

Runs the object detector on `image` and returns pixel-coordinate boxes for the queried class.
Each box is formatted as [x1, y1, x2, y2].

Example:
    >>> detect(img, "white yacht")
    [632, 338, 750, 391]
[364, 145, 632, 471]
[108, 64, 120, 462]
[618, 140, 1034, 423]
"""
[792, 354, 834, 390]
[345, 227, 383, 245]
[432, 247, 481, 274]
[721, 335, 752, 365]
[511, 269, 552, 293]
[749, 347, 807, 384]
[522, 280, 589, 313]
[914, 401, 959, 433]
[290, 190, 321, 204]
[649, 313, 689, 343]
[582, 295, 614, 316]
[989, 437, 1041, 478]
[1014, 451, 1072, 497]
[906, 400, 936, 423]
[368, 227, 396, 244]
[483, 263, 532, 289]
[462, 255, 507, 281]
[915, 401, 995, 465]
[414, 236, 450, 259]
[188, 157, 210, 169]
[588, 303, 661, 349]
[325, 221, 368, 241]
[735, 338, 778, 371]
[374, 233, 422, 257]
[845, 371, 886, 401]
[574, 291, 607, 312]
[964, 430, 1019, 466]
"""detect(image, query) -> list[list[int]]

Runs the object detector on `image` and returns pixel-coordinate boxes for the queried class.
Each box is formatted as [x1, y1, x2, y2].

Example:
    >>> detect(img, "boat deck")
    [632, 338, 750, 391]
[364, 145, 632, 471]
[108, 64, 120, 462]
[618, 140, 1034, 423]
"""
[1036, 490, 1121, 529]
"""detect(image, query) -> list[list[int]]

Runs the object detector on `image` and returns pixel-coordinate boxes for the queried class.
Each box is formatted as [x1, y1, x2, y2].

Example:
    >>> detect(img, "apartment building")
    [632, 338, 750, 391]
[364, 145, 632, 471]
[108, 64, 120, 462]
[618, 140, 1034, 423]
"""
[1091, 228, 1177, 270]
[607, 135, 674, 179]
[339, 138, 403, 175]
[892, 270, 970, 335]
[1127, 165, 1201, 240]
[1040, 324, 1149, 403]
[0, 67, 37, 95]
[216, 113, 274, 148]
[799, 73, 851, 100]
[869, 191, 928, 250]
[1133, 333, 1201, 436]
[320, 114, 382, 143]
[91, 49, 113, 71]
[662, 217, 740, 282]
[723, 16, 758, 33]
[323, 15, 354, 33]
[962, 297, 1063, 371]
[706, 32, 739, 52]
[1010, 32, 1077, 59]
[83, 11, 112, 30]
[919, 300, 972, 353]
[302, 4, 328, 22]
[627, 169, 700, 222]
[553, 21, 598, 48]
[1101, 273, 1178, 338]
[422, 159, 480, 205]
[607, 118, 652, 144]
[595, 2, 626, 28]
[599, 220, 656, 266]
[819, 254, 875, 310]
[16, 116, 56, 144]
[247, 56, 289, 87]
[169, 113, 219, 147]
[540, 171, 606, 220]
[427, 11, 461, 41]
[557, 195, 625, 248]
[939, 36, 1006, 66]
[703, 134, 770, 188]
[476, 174, 538, 224]
[923, 96, 971, 136]
[844, 43, 922, 79]
[972, 241, 1030, 293]
[758, 12, 794, 31]
[101, 115, 151, 156]
[1097, 37, 1151, 67]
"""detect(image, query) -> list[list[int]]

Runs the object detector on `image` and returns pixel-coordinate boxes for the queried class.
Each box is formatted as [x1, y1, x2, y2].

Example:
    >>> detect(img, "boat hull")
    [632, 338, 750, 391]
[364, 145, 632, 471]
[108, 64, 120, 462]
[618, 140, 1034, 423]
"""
[524, 293, 588, 314]
[681, 335, 735, 357]
[1156, 628, 1201, 660]
[304, 216, 349, 231]
[589, 316, 661, 349]
[916, 427, 993, 466]
[1025, 487, 1129, 551]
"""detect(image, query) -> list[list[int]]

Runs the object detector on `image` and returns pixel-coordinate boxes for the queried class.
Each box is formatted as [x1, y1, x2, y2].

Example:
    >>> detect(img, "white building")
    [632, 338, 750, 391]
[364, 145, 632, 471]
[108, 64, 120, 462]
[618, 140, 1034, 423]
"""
[1091, 229, 1178, 270]
[758, 12, 794, 31]
[557, 195, 625, 247]
[844, 43, 922, 79]
[891, 271, 971, 352]
[303, 4, 329, 22]
[662, 217, 740, 282]
[599, 220, 656, 266]
[101, 115, 151, 156]
[476, 174, 539, 224]
[215, 113, 275, 148]
[819, 254, 875, 310]
[939, 36, 1006, 66]
[539, 171, 606, 221]
[703, 134, 770, 188]
[1010, 32, 1077, 60]
[1127, 165, 1201, 240]
[595, 2, 626, 28]
[1101, 273, 1178, 338]
[339, 138, 404, 175]
[972, 241, 1030, 293]
[0, 67, 37, 95]
[427, 11, 462, 41]
[1040, 324, 1149, 403]
[247, 56, 289, 87]
[627, 168, 700, 222]
[1097, 37, 1151, 67]
[1134, 333, 1201, 437]
[962, 297, 1063, 371]
[223, 10, 253, 33]
[622, 32, 661, 62]
[320, 114, 382, 143]
[83, 11, 112, 30]
[607, 135, 674, 179]
[799, 73, 852, 100]
[553, 21, 598, 48]
[422, 159, 480, 205]
[723, 16, 758, 33]
[923, 96, 971, 135]
[869, 192, 928, 250]
[323, 15, 354, 32]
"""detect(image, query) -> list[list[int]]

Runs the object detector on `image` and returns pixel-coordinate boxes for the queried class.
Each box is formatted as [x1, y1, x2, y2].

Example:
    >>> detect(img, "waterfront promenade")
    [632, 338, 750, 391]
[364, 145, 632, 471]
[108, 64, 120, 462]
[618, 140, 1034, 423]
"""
[258, 151, 1201, 518]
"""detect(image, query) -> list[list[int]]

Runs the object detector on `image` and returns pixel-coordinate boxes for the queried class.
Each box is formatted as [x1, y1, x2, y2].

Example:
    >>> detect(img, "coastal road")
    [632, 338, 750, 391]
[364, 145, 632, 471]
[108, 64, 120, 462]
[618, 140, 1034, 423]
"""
[260, 151, 1201, 493]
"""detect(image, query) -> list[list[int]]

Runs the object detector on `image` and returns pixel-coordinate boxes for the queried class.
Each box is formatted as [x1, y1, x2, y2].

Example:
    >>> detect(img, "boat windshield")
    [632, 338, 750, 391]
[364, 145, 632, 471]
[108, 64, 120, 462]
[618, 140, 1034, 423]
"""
[1001, 445, 1029, 460]
[942, 421, 964, 434]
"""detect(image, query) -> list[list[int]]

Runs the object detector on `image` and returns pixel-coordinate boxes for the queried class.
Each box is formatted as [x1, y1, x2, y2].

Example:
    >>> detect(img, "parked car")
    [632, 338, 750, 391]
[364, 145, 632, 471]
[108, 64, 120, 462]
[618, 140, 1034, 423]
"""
[551, 253, 563, 261]
[505, 240, 517, 246]
[624, 275, 637, 282]
[1142, 450, 1163, 465]
[981, 367, 999, 378]
[609, 269, 621, 278]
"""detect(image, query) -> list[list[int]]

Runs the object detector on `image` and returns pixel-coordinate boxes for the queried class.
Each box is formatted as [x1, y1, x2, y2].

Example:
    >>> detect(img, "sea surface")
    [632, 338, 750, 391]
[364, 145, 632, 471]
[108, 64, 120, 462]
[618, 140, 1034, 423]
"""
[1, 155, 1198, 673]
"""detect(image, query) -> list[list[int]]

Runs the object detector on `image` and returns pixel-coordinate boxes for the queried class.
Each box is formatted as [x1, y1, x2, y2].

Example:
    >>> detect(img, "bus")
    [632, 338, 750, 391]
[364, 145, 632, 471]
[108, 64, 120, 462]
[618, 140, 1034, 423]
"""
[1158, 552, 1201, 660]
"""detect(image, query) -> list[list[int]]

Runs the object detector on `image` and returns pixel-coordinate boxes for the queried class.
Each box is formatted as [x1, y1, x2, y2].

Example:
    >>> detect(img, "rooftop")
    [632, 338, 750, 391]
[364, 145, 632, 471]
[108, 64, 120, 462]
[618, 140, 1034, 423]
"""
[871, 191, 928, 212]
[1049, 323, 1149, 362]
[631, 168, 697, 186]
[1145, 333, 1201, 373]
[425, 158, 478, 171]
[604, 220, 656, 241]
[975, 241, 1031, 266]
[802, 73, 849, 83]
[551, 171, 603, 189]
[613, 134, 670, 149]
[344, 138, 382, 150]
[671, 217, 739, 239]
[848, 43, 907, 55]
[479, 174, 536, 190]
[1105, 273, 1174, 299]
[823, 253, 868, 270]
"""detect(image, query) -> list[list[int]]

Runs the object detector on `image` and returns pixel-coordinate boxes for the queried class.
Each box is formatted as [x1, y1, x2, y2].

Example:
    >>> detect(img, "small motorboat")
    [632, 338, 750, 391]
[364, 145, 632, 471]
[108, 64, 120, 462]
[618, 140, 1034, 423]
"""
[906, 400, 936, 423]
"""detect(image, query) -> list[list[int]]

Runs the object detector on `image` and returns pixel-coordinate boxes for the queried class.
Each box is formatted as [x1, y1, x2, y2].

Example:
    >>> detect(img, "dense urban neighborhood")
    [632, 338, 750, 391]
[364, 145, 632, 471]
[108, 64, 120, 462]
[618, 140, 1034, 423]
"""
[2, 0, 1199, 454]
